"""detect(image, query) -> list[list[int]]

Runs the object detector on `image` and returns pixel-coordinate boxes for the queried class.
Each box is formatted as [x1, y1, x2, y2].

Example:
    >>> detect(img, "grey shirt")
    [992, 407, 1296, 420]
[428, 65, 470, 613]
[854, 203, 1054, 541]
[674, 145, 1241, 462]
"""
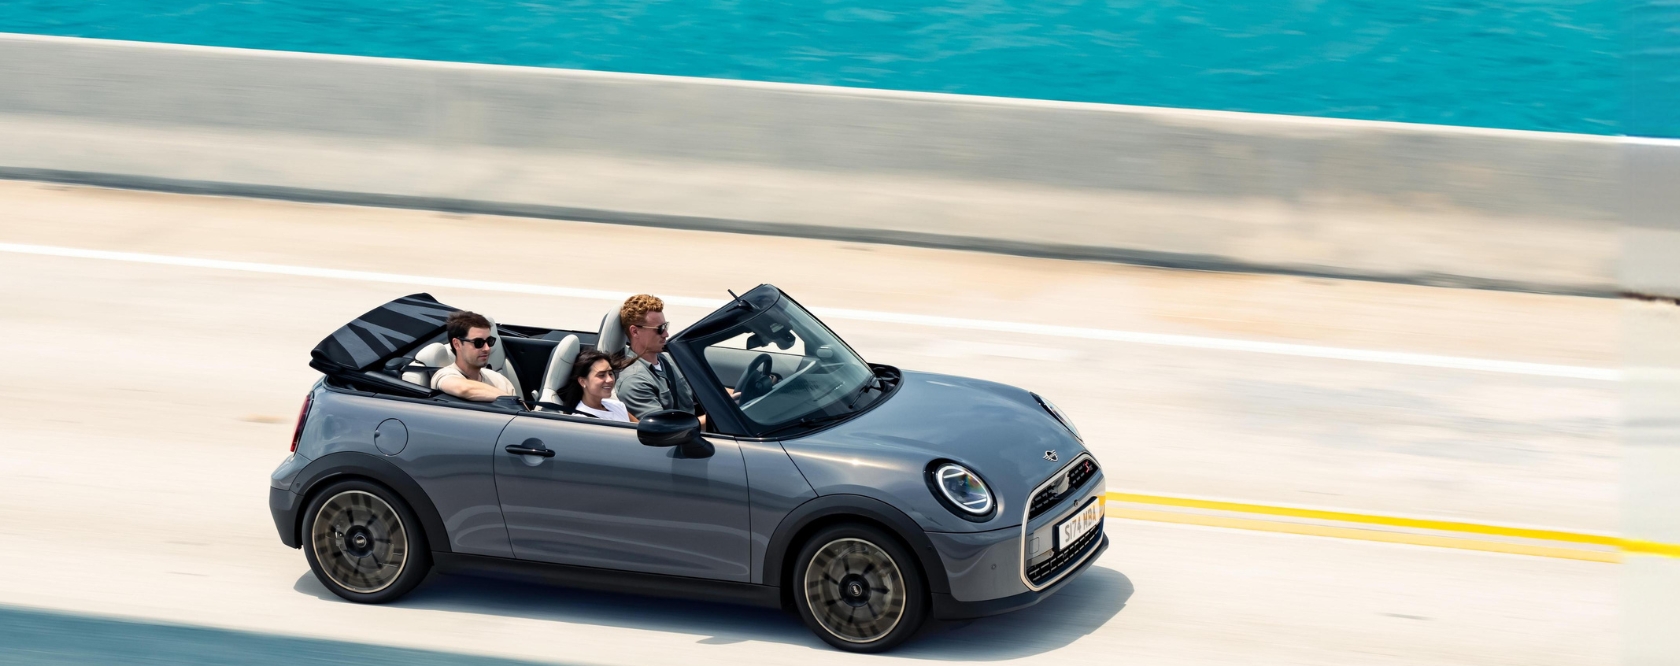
[615, 349, 697, 418]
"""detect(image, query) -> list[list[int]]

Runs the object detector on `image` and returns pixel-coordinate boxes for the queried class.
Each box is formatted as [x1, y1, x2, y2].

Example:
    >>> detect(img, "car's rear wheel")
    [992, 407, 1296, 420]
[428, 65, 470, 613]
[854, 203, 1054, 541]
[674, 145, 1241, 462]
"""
[793, 523, 928, 652]
[302, 479, 430, 603]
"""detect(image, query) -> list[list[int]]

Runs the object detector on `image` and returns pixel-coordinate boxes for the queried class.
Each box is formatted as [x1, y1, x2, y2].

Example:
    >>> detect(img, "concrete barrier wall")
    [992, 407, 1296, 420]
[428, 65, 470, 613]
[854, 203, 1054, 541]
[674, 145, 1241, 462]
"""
[0, 33, 1640, 295]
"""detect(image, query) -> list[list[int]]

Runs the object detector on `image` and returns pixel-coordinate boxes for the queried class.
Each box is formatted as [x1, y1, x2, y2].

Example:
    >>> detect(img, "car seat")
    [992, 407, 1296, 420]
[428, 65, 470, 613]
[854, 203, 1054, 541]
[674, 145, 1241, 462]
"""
[597, 311, 628, 357]
[400, 342, 455, 387]
[483, 316, 524, 400]
[596, 311, 631, 401]
[534, 335, 581, 411]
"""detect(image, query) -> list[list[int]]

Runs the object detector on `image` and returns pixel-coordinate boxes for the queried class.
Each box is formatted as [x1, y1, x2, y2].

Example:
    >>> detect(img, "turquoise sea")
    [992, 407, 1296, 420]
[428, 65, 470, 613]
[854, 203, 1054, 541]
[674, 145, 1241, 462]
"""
[3, 1, 1673, 136]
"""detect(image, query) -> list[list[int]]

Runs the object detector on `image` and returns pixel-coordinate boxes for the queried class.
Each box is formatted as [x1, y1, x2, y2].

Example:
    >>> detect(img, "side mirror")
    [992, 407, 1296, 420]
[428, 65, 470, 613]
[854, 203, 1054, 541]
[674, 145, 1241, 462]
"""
[637, 410, 714, 458]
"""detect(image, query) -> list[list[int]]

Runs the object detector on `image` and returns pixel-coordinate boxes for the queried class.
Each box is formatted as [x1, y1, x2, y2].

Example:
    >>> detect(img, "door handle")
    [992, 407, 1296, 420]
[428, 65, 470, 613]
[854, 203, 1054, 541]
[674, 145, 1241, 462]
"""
[505, 438, 555, 458]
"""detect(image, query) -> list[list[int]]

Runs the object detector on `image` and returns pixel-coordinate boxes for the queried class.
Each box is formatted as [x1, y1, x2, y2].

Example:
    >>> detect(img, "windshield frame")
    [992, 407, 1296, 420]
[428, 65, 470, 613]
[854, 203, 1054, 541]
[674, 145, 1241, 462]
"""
[666, 285, 892, 438]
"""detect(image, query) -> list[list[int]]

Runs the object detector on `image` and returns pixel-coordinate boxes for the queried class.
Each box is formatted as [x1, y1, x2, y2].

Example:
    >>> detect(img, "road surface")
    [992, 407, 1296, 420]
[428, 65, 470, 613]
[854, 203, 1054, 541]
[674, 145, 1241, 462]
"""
[0, 180, 1617, 664]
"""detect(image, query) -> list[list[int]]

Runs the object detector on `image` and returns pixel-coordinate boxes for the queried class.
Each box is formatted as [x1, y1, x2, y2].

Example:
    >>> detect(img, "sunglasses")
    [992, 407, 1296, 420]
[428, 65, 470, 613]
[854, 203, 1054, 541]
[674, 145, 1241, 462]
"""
[633, 323, 670, 335]
[455, 336, 498, 349]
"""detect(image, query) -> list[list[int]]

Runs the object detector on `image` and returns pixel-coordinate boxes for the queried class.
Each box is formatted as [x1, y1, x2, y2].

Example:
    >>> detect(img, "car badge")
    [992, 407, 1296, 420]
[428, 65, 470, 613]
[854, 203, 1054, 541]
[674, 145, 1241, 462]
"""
[1043, 450, 1059, 462]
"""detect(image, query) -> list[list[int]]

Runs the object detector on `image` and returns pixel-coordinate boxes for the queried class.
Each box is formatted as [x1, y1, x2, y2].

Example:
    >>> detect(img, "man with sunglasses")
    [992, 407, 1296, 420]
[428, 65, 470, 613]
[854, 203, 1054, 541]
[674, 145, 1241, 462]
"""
[614, 294, 701, 420]
[432, 310, 516, 401]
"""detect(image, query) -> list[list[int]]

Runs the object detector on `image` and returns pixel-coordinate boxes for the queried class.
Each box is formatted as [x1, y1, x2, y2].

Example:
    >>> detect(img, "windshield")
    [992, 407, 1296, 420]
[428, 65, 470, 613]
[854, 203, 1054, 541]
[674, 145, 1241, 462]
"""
[688, 294, 875, 430]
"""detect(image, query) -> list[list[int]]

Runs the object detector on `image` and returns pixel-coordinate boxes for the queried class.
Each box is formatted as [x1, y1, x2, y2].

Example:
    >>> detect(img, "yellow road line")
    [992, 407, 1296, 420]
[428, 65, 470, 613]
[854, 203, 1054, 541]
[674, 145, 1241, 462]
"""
[1107, 491, 1619, 545]
[1105, 491, 1680, 561]
[1624, 539, 1680, 558]
[1106, 507, 1620, 563]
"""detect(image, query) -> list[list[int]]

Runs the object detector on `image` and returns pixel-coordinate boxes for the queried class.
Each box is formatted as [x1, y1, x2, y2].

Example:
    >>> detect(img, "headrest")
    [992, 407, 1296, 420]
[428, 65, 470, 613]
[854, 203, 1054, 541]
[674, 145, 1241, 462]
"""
[484, 315, 508, 370]
[540, 335, 582, 394]
[537, 335, 581, 407]
[597, 311, 627, 357]
[415, 342, 454, 367]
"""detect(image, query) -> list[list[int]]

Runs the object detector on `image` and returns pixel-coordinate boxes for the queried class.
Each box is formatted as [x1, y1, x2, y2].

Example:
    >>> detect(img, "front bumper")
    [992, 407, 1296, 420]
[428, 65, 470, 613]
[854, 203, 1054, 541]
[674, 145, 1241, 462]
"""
[931, 534, 1108, 619]
[925, 456, 1106, 618]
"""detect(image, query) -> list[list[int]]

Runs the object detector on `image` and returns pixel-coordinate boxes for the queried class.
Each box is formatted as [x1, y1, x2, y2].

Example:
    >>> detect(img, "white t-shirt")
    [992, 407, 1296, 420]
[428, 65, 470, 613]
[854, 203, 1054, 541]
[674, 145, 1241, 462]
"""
[431, 363, 516, 396]
[573, 398, 631, 422]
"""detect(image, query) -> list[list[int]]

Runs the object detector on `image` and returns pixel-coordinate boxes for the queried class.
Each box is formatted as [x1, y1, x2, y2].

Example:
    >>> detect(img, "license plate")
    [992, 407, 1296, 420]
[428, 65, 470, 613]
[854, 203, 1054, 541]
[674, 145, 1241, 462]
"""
[1057, 498, 1104, 550]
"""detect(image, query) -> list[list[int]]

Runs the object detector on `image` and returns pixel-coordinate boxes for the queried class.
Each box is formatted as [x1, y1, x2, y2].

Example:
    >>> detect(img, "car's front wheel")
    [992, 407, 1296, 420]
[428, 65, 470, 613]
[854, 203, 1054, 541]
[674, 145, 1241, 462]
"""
[793, 523, 928, 652]
[302, 479, 431, 603]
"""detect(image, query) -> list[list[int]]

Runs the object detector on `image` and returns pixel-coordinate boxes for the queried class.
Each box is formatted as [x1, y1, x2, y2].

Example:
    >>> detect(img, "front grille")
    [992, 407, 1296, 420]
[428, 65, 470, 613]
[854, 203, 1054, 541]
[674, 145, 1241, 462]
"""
[1025, 518, 1102, 586]
[1066, 458, 1097, 492]
[1027, 457, 1100, 520]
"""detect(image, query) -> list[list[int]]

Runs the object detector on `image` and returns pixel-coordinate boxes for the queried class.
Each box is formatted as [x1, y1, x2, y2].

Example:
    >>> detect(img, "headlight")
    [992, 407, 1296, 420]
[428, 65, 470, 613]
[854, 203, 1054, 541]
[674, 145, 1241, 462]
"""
[1033, 393, 1081, 440]
[930, 463, 994, 516]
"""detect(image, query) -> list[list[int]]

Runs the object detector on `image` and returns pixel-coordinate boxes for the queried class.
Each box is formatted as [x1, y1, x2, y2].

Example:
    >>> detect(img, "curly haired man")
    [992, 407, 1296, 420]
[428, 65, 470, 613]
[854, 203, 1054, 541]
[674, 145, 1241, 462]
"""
[614, 294, 700, 419]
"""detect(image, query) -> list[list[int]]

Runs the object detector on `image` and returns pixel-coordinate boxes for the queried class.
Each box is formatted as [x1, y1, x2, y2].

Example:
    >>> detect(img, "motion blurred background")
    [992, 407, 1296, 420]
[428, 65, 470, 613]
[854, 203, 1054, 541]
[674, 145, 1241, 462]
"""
[0, 0, 1640, 135]
[1, 2, 1676, 665]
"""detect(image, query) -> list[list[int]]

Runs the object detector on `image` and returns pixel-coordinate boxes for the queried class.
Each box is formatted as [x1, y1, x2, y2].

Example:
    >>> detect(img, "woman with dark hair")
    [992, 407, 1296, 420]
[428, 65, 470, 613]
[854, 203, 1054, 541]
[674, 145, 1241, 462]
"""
[559, 349, 635, 422]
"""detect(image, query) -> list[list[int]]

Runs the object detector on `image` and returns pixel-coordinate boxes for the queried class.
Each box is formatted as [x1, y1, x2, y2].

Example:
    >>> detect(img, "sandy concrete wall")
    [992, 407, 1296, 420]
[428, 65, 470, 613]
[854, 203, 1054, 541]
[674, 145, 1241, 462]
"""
[0, 33, 1637, 294]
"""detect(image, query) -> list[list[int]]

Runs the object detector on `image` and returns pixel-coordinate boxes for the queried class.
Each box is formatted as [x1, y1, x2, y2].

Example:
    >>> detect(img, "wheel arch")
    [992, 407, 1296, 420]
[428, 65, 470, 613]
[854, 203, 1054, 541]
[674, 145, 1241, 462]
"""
[288, 452, 451, 554]
[765, 494, 951, 611]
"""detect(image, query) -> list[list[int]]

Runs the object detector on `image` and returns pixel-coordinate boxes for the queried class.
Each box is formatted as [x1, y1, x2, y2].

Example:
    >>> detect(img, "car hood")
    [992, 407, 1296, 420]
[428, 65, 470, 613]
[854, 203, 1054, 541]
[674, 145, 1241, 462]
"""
[782, 370, 1089, 531]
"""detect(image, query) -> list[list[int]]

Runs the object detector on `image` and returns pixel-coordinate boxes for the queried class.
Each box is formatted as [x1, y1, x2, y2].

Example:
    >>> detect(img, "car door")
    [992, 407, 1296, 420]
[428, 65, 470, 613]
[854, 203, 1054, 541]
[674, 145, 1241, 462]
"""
[492, 413, 753, 582]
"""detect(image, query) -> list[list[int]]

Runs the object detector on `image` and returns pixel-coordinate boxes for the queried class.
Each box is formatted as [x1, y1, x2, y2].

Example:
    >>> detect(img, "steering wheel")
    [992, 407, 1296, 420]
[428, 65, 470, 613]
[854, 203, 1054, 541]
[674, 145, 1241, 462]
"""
[734, 353, 776, 403]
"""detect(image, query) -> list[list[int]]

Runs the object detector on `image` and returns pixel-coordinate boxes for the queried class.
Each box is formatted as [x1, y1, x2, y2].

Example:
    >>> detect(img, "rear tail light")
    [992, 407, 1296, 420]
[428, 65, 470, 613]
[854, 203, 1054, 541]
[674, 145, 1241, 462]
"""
[291, 393, 313, 453]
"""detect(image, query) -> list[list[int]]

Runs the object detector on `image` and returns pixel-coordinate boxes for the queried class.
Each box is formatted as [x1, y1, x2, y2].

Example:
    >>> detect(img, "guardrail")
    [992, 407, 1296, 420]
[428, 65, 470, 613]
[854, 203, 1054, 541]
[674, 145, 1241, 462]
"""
[0, 33, 1653, 296]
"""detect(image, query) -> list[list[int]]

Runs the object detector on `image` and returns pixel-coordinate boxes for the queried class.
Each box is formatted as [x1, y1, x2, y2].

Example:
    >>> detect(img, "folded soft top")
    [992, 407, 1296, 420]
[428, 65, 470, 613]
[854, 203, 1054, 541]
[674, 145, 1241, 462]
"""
[310, 293, 458, 376]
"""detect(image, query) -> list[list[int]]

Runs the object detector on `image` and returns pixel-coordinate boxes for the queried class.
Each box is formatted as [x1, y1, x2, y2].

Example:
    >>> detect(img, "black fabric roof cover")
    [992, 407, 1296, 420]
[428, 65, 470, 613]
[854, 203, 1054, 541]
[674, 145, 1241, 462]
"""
[310, 293, 458, 374]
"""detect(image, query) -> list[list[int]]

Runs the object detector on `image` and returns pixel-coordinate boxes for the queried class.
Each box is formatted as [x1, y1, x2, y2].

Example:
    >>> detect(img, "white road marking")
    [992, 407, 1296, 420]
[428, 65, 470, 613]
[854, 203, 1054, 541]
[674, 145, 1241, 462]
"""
[0, 242, 1619, 381]
[844, 307, 1619, 381]
[918, 340, 1081, 362]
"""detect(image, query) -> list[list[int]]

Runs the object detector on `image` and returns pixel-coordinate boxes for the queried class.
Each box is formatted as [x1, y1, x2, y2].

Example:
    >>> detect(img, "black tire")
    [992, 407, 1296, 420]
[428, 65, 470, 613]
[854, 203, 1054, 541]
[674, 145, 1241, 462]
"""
[792, 523, 928, 653]
[302, 479, 431, 604]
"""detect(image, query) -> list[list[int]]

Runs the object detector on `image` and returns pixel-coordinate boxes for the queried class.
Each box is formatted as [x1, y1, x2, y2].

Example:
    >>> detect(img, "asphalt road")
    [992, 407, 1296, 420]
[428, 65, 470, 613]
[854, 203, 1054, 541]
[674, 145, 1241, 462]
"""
[0, 180, 1617, 664]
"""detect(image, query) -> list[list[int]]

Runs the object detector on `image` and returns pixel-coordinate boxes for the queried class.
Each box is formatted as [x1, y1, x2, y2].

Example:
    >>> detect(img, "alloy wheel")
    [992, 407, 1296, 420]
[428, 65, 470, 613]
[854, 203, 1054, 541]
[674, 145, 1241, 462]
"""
[802, 537, 906, 643]
[310, 490, 409, 594]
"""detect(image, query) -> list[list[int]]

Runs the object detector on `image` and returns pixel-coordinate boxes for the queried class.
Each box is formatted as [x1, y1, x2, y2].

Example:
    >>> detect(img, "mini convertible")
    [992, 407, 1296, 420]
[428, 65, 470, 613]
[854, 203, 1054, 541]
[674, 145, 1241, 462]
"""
[270, 285, 1107, 652]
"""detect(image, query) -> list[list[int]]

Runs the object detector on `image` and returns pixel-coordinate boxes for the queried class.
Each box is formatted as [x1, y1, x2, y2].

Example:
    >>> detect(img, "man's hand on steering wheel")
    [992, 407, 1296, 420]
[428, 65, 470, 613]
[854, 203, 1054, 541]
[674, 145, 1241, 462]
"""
[734, 353, 776, 403]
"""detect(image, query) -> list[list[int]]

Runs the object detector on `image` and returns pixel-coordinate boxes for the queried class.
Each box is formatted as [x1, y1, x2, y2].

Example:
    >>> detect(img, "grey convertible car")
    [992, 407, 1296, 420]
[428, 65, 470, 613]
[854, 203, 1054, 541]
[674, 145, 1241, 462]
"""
[270, 285, 1106, 652]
